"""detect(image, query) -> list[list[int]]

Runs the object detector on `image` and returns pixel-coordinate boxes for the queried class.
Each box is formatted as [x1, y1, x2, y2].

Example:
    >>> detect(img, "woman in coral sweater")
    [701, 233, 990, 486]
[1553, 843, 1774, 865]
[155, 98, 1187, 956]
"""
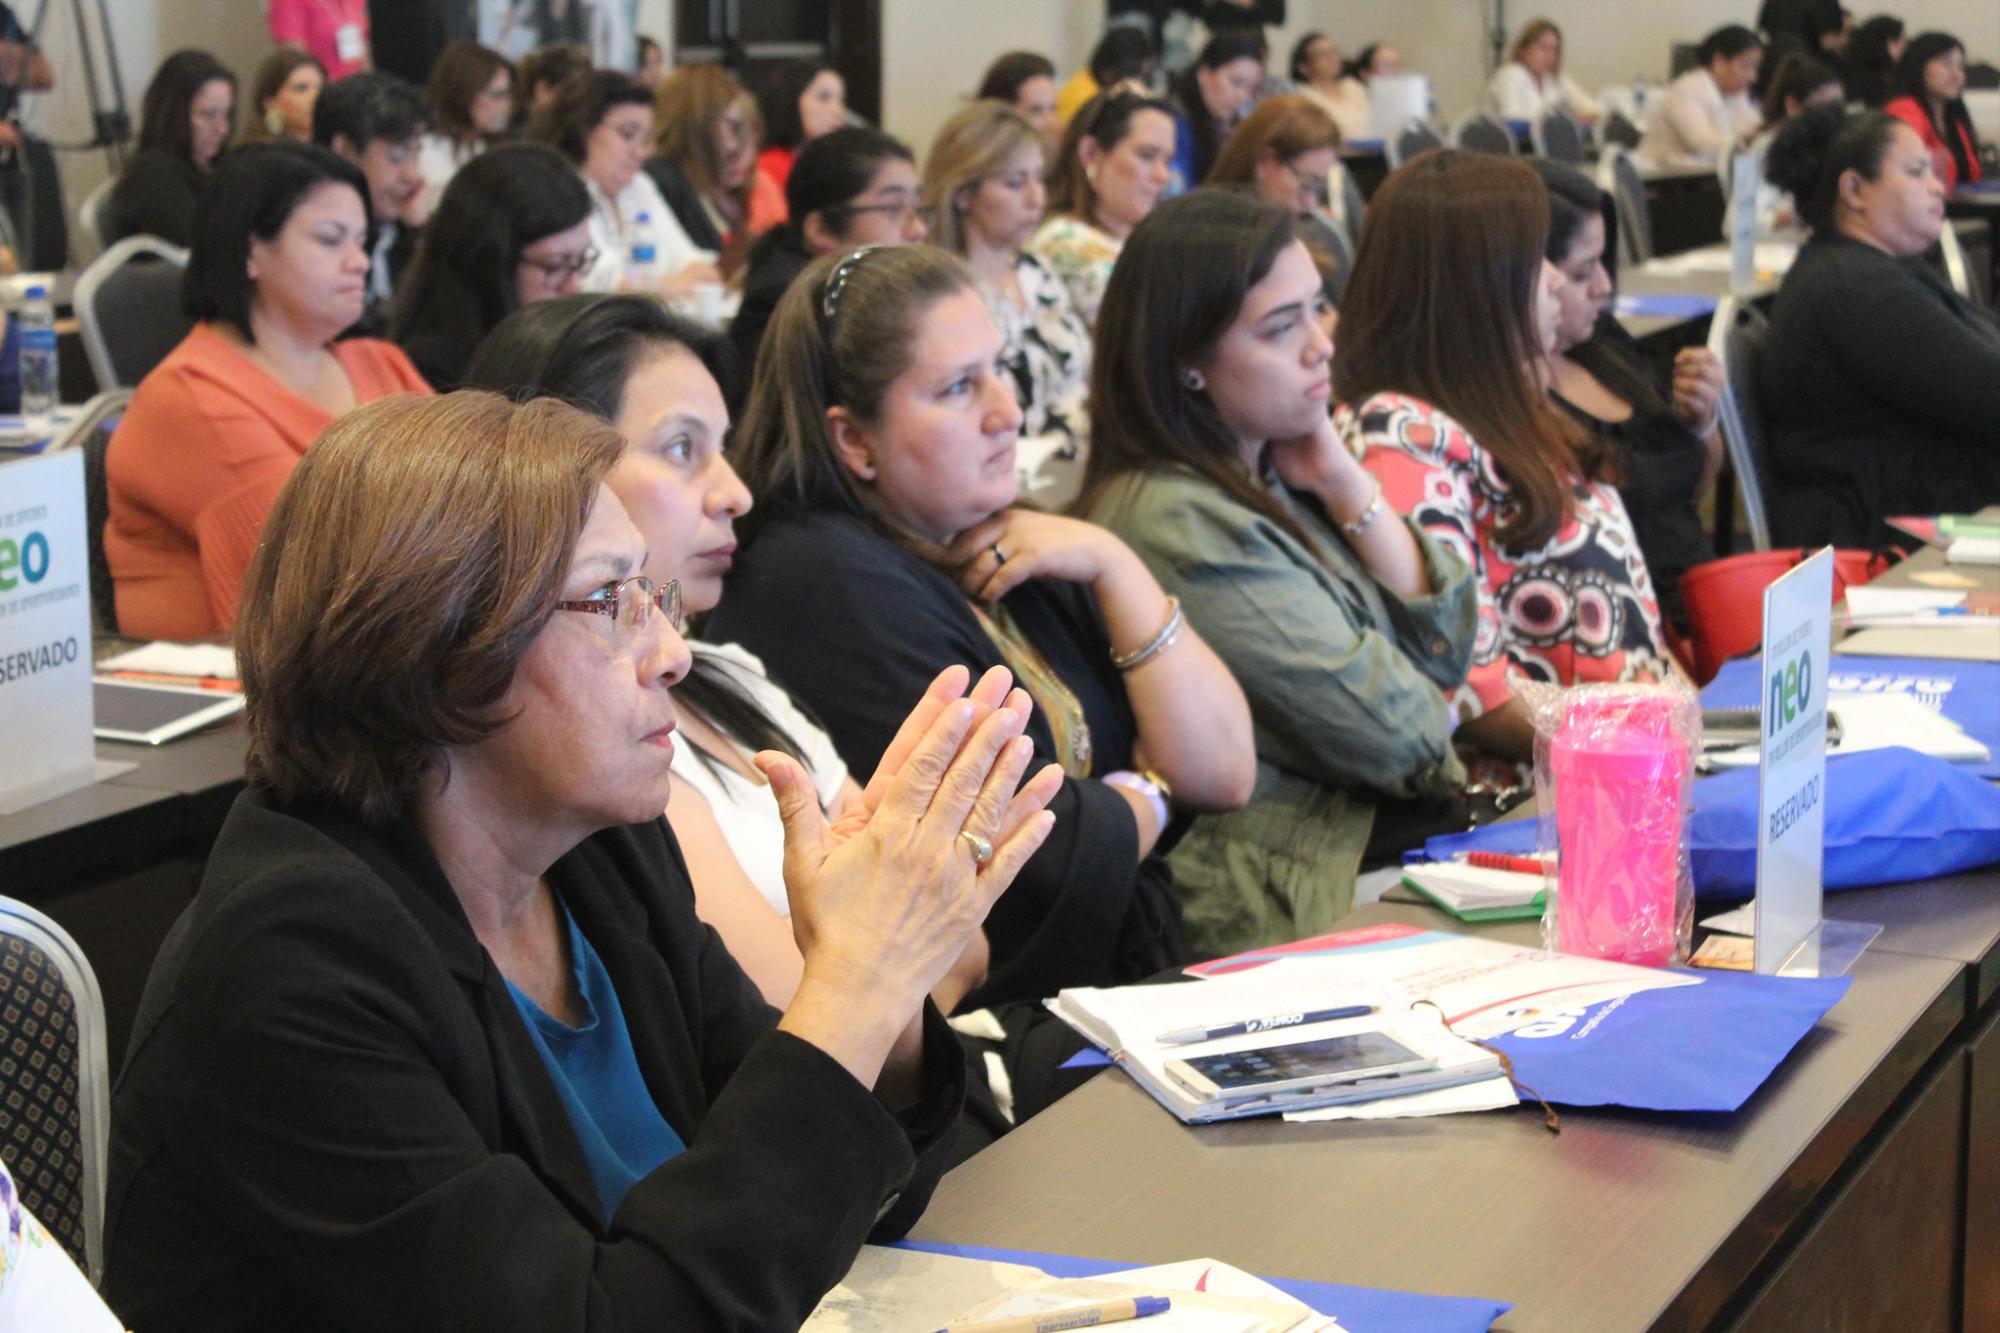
[105, 142, 431, 641]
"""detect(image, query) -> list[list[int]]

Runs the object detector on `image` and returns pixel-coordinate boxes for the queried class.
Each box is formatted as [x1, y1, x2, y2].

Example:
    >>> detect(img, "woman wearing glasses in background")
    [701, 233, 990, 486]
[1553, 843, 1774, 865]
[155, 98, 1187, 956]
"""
[105, 390, 1048, 1330]
[1206, 93, 1351, 307]
[393, 143, 594, 390]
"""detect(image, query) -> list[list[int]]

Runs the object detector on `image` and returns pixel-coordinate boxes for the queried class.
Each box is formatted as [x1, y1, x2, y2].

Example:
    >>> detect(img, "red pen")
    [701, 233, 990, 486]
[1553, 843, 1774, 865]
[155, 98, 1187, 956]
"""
[1455, 851, 1552, 875]
[103, 670, 243, 693]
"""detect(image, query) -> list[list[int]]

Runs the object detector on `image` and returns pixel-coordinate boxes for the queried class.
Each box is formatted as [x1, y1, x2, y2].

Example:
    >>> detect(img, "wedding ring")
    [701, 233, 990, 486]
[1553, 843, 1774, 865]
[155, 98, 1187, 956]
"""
[989, 543, 1008, 565]
[958, 830, 994, 865]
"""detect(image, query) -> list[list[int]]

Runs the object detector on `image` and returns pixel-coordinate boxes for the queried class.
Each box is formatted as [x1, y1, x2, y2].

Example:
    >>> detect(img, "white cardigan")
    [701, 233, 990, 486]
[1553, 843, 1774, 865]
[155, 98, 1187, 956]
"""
[1488, 63, 1600, 123]
[1640, 68, 1760, 163]
[580, 170, 713, 294]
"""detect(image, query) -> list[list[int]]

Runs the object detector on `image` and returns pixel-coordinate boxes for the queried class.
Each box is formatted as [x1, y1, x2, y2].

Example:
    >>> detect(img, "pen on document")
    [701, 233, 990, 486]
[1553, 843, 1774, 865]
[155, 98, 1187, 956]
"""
[1453, 851, 1553, 875]
[102, 670, 243, 693]
[934, 1295, 1172, 1333]
[1155, 1004, 1378, 1045]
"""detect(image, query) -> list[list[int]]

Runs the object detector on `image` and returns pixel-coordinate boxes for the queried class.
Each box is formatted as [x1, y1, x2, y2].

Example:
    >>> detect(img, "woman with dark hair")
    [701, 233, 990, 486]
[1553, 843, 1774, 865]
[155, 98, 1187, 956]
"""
[1025, 88, 1177, 328]
[1843, 15, 1905, 107]
[462, 293, 992, 1012]
[975, 51, 1061, 156]
[1167, 31, 1265, 193]
[1344, 151, 1675, 767]
[106, 49, 237, 246]
[418, 39, 514, 196]
[710, 245, 1255, 1004]
[104, 142, 432, 640]
[1490, 19, 1600, 125]
[240, 45, 323, 144]
[515, 41, 589, 123]
[1290, 31, 1369, 141]
[1884, 32, 1982, 190]
[1056, 25, 1156, 126]
[1529, 159, 1723, 634]
[528, 69, 720, 300]
[391, 144, 593, 390]
[1080, 190, 1474, 949]
[104, 389, 1029, 1330]
[1757, 106, 2000, 546]
[728, 126, 928, 388]
[754, 60, 846, 202]
[644, 64, 782, 280]
[1641, 25, 1764, 162]
[1746, 52, 1845, 230]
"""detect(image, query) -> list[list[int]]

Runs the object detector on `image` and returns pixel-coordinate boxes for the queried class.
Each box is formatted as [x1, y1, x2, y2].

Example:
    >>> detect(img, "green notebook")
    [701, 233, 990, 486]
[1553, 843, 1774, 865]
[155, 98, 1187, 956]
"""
[1401, 874, 1546, 923]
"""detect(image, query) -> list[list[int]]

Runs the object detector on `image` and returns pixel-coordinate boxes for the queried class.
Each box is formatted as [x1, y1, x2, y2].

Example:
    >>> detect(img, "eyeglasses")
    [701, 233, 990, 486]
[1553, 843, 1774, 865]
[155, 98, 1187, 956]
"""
[518, 247, 599, 279]
[1283, 160, 1330, 207]
[555, 575, 684, 639]
[839, 198, 929, 228]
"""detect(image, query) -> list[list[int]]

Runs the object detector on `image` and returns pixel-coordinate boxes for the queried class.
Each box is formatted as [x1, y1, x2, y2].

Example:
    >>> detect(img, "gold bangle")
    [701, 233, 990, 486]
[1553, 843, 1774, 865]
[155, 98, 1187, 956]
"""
[1111, 595, 1183, 671]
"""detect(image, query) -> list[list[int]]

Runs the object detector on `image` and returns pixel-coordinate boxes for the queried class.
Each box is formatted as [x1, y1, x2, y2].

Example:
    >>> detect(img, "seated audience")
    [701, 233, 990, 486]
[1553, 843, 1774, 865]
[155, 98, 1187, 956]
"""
[1344, 151, 1675, 768]
[1167, 31, 1265, 193]
[1489, 20, 1600, 125]
[239, 44, 322, 144]
[645, 64, 782, 279]
[528, 69, 719, 300]
[710, 245, 1256, 1004]
[391, 143, 593, 390]
[265, 0, 367, 82]
[463, 294, 991, 1015]
[1745, 53, 1845, 230]
[515, 40, 588, 123]
[1758, 106, 2000, 546]
[975, 51, 1061, 157]
[1056, 25, 1155, 127]
[729, 127, 927, 387]
[1290, 31, 1371, 142]
[418, 39, 513, 196]
[1207, 93, 1349, 304]
[104, 143, 432, 641]
[1081, 190, 1475, 950]
[1531, 160, 1722, 634]
[754, 60, 847, 202]
[1884, 32, 1982, 190]
[1336, 42, 1402, 137]
[312, 72, 430, 322]
[922, 100, 1092, 464]
[105, 389, 1016, 1329]
[1842, 15, 1905, 107]
[636, 33, 665, 89]
[1642, 25, 1764, 162]
[1025, 88, 1177, 329]
[106, 49, 236, 248]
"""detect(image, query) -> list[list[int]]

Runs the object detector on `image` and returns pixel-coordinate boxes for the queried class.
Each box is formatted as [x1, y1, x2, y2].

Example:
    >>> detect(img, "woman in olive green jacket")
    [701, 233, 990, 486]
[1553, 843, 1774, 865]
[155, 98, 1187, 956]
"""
[1080, 190, 1476, 952]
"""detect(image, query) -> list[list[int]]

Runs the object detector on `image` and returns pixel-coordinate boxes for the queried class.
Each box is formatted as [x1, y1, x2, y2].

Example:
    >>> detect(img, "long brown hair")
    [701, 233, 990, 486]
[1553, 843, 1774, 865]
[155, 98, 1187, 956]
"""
[1077, 190, 1318, 553]
[1333, 149, 1599, 552]
[1045, 87, 1174, 227]
[1207, 93, 1340, 185]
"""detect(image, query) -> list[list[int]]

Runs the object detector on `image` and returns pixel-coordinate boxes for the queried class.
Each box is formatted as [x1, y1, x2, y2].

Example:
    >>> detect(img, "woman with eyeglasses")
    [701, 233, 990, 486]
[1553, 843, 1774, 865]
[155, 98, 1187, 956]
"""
[729, 126, 928, 394]
[645, 64, 784, 282]
[921, 100, 1092, 487]
[712, 244, 1256, 1005]
[417, 39, 514, 198]
[528, 68, 721, 303]
[1026, 87, 1178, 329]
[1206, 93, 1350, 306]
[104, 390, 1047, 1330]
[106, 49, 237, 248]
[392, 143, 594, 390]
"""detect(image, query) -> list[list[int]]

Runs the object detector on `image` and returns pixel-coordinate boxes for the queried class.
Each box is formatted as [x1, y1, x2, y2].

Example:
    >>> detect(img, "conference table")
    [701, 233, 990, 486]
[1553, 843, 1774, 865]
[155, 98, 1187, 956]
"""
[913, 872, 2000, 1330]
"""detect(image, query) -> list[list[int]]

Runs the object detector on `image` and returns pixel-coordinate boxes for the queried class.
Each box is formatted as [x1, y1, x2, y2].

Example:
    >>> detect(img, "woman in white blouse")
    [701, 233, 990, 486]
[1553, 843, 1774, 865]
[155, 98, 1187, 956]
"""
[1641, 25, 1765, 162]
[529, 69, 720, 301]
[1489, 20, 1599, 125]
[464, 293, 989, 1010]
[417, 39, 513, 196]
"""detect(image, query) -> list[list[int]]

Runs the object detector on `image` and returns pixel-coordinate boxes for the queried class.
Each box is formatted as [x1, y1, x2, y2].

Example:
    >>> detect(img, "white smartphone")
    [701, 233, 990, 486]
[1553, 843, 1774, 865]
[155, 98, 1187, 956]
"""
[1164, 1030, 1435, 1103]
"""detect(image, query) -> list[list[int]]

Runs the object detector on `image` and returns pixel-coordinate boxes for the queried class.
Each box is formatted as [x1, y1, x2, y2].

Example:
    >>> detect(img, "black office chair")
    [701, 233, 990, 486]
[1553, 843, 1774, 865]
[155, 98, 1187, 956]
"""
[0, 135, 69, 272]
[1385, 116, 1444, 169]
[1531, 111, 1588, 163]
[1600, 109, 1643, 149]
[58, 389, 134, 633]
[1452, 111, 1516, 156]
[1707, 296, 1775, 551]
[0, 897, 110, 1283]
[1599, 147, 1655, 267]
[74, 235, 192, 392]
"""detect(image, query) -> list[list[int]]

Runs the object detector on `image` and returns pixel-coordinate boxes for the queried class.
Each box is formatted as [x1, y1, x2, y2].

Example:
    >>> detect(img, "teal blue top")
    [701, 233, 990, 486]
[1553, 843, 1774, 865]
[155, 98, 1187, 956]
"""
[506, 900, 686, 1221]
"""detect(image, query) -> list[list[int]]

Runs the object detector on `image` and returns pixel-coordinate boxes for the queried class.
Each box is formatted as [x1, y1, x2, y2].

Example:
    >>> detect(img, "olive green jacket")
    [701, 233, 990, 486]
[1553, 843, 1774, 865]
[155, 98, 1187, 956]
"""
[1089, 467, 1477, 954]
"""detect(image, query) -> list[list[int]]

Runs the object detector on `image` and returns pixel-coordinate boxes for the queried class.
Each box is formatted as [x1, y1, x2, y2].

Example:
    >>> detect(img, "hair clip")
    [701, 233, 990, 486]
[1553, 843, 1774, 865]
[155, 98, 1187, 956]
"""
[820, 245, 885, 325]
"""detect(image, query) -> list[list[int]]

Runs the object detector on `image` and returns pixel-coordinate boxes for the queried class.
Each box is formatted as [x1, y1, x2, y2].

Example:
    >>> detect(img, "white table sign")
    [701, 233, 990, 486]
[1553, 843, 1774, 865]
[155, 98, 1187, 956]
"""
[0, 452, 102, 814]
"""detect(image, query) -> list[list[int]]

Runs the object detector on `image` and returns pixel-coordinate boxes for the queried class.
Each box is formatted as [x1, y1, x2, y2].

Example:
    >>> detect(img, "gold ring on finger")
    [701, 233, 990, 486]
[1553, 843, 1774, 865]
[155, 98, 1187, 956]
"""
[958, 830, 994, 865]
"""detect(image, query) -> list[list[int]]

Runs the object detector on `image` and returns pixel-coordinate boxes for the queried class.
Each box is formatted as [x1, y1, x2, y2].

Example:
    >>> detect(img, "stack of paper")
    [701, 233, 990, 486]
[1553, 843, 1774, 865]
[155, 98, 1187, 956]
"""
[1704, 692, 1991, 767]
[1841, 585, 1992, 627]
[1400, 863, 1544, 920]
[98, 641, 240, 680]
[1046, 964, 1503, 1124]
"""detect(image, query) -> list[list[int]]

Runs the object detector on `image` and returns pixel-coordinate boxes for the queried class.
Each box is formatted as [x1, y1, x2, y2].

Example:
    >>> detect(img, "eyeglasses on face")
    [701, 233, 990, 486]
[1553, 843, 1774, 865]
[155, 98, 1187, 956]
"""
[518, 246, 599, 279]
[1284, 160, 1331, 205]
[555, 575, 685, 638]
[839, 198, 930, 227]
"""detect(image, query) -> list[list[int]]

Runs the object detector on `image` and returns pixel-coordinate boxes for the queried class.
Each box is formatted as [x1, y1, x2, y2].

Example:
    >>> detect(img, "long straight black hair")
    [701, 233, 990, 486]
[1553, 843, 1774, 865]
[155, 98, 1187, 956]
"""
[461, 293, 815, 778]
[1891, 32, 1977, 186]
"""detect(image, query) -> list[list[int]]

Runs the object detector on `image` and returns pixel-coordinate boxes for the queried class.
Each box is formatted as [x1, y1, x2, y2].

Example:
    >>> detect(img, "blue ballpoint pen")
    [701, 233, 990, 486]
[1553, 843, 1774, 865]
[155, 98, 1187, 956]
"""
[1155, 1004, 1379, 1045]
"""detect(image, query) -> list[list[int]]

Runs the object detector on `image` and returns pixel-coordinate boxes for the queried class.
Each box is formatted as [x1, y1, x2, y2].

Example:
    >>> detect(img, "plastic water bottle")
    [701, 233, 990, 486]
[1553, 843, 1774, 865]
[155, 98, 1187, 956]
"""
[19, 283, 57, 438]
[629, 211, 660, 295]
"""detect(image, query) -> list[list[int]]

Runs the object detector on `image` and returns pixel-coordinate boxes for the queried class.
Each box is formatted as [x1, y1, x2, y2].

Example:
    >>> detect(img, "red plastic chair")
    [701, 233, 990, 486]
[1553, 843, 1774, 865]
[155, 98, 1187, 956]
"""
[1678, 549, 1893, 684]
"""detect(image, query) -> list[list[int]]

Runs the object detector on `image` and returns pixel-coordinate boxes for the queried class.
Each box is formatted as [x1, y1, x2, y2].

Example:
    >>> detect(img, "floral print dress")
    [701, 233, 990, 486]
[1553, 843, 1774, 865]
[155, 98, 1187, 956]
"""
[977, 253, 1092, 453]
[1345, 391, 1674, 726]
[1024, 214, 1122, 331]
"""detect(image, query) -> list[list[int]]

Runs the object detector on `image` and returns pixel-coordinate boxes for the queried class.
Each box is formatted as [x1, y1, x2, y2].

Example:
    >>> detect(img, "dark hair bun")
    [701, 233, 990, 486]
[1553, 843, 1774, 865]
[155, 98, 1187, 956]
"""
[1764, 101, 1843, 199]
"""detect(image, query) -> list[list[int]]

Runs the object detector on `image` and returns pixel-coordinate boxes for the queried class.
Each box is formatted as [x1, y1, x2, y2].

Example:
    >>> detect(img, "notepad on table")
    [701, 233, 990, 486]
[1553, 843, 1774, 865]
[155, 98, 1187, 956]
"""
[1399, 863, 1545, 921]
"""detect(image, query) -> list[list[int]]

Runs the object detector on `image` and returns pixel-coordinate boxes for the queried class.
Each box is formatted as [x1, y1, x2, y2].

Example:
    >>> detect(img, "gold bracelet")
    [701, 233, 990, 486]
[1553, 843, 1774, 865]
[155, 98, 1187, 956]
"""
[1111, 595, 1184, 671]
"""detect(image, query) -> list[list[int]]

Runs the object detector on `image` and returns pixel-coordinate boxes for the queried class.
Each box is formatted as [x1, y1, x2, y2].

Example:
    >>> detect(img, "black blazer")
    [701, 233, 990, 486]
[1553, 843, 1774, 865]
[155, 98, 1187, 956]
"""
[104, 788, 963, 1333]
[105, 148, 204, 249]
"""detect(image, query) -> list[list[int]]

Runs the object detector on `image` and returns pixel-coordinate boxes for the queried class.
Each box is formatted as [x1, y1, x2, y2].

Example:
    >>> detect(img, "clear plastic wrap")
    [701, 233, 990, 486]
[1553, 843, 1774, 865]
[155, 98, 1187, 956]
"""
[1522, 679, 1702, 968]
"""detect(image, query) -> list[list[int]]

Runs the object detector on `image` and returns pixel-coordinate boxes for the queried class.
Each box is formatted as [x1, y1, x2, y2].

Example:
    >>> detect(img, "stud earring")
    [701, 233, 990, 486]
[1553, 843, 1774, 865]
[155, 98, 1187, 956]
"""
[1181, 369, 1205, 392]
